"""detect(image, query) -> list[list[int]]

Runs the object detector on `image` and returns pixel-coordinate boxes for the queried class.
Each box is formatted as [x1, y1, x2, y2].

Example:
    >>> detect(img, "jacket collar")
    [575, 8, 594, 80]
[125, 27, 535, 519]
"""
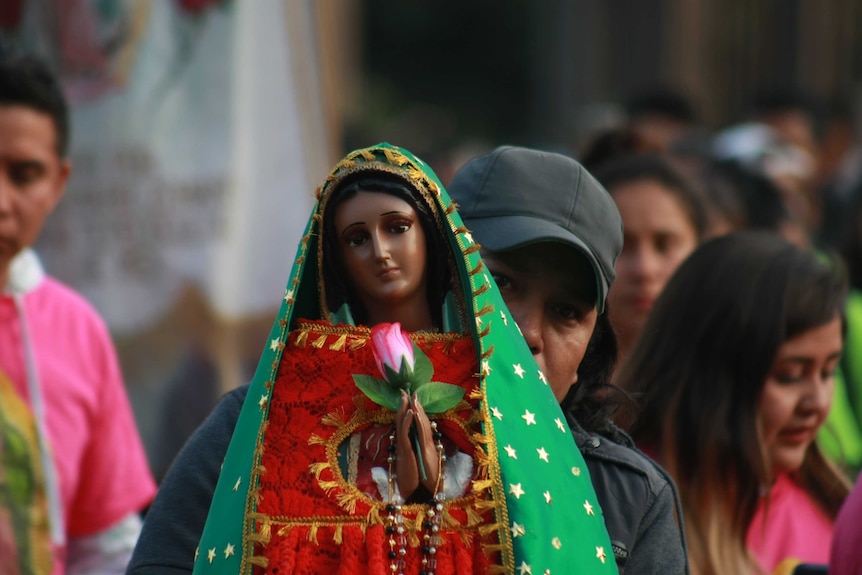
[564, 408, 635, 449]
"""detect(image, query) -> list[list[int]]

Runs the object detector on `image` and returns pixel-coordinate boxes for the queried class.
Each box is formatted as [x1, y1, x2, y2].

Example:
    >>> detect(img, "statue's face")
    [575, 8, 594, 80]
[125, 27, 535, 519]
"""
[334, 190, 428, 322]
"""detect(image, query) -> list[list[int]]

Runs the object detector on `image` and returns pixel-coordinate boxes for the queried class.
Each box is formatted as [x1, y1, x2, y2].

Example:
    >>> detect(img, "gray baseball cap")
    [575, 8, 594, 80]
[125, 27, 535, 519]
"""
[447, 146, 623, 312]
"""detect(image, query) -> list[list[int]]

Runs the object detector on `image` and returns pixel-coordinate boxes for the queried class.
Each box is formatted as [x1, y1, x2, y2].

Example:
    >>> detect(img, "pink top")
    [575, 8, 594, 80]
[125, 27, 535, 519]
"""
[831, 479, 862, 575]
[747, 474, 833, 573]
[0, 276, 156, 573]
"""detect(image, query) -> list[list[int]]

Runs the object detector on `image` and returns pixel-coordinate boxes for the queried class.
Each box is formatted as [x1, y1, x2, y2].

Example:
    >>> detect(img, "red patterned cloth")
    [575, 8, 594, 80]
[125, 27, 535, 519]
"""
[254, 320, 497, 574]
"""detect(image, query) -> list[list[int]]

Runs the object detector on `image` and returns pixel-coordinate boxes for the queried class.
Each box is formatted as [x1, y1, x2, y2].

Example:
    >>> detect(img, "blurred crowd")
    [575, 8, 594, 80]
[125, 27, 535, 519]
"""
[568, 86, 862, 476]
[565, 86, 862, 574]
[418, 85, 862, 574]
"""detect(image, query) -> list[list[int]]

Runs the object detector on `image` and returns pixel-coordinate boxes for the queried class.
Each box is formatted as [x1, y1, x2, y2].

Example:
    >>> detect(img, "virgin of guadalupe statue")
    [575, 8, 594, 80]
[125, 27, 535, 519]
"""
[192, 143, 616, 574]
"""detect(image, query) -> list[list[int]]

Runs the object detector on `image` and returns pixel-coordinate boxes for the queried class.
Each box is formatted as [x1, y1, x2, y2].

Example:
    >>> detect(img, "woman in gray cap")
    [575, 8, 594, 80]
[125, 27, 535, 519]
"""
[448, 146, 689, 574]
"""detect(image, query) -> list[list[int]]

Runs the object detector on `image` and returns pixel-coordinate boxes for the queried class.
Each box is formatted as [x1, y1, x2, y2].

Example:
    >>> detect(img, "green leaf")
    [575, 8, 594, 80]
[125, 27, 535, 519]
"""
[407, 342, 434, 390]
[398, 359, 411, 390]
[383, 364, 409, 390]
[414, 382, 465, 415]
[353, 375, 402, 411]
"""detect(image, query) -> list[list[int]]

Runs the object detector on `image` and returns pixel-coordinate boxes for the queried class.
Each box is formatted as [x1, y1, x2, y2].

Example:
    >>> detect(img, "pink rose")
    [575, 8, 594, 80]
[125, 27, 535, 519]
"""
[370, 322, 415, 378]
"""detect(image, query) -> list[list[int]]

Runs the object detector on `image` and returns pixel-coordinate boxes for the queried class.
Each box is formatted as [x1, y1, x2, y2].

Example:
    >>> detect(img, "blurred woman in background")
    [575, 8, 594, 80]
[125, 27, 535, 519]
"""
[621, 232, 850, 574]
[592, 153, 709, 374]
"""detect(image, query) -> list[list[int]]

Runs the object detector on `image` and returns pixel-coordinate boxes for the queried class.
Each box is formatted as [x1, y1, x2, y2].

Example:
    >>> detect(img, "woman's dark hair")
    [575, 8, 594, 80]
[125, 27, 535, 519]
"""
[321, 172, 452, 329]
[593, 153, 710, 240]
[707, 158, 792, 233]
[839, 182, 862, 292]
[620, 231, 849, 572]
[695, 160, 748, 234]
[626, 86, 698, 124]
[578, 127, 658, 173]
[561, 312, 631, 437]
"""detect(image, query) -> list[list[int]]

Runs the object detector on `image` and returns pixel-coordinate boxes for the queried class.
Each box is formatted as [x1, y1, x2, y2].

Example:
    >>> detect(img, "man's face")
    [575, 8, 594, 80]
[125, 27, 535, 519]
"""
[0, 105, 69, 285]
[482, 243, 598, 401]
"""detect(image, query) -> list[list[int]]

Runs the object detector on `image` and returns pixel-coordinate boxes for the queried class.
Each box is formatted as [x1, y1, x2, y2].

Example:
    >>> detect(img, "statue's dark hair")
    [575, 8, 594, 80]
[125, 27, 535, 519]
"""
[321, 172, 452, 329]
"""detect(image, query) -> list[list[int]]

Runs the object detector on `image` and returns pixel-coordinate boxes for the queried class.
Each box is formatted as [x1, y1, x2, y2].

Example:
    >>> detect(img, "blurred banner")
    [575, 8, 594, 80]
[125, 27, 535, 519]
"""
[5, 0, 330, 331]
[2, 0, 336, 474]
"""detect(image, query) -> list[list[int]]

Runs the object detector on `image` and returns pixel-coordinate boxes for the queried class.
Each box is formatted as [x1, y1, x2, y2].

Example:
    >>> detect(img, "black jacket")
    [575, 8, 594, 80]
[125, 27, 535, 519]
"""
[566, 411, 689, 574]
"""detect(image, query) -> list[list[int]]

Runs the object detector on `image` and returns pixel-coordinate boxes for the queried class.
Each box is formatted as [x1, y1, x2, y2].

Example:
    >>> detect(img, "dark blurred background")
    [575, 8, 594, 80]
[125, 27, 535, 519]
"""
[347, 0, 861, 168]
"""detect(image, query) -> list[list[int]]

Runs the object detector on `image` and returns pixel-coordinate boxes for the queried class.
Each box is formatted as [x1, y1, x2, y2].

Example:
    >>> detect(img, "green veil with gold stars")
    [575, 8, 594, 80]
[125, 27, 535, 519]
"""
[192, 143, 617, 574]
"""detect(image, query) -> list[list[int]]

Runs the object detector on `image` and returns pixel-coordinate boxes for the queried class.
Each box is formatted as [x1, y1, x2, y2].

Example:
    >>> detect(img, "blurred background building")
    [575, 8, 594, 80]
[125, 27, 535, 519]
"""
[2, 0, 861, 475]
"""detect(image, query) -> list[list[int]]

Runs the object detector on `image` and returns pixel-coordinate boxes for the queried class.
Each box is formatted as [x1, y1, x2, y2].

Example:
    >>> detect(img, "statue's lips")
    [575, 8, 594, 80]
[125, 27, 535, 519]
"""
[377, 267, 400, 279]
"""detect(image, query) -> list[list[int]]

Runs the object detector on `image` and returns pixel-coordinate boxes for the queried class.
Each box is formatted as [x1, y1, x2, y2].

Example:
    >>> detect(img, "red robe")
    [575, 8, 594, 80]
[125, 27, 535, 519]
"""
[253, 320, 499, 574]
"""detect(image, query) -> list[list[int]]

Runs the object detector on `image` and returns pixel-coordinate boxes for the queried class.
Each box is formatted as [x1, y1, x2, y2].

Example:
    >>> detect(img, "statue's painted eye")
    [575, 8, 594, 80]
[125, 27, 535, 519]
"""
[346, 232, 369, 248]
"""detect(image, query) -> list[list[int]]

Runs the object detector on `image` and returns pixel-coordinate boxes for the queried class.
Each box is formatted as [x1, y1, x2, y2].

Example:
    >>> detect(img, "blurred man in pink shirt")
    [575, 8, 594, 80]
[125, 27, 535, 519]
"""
[0, 54, 156, 575]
